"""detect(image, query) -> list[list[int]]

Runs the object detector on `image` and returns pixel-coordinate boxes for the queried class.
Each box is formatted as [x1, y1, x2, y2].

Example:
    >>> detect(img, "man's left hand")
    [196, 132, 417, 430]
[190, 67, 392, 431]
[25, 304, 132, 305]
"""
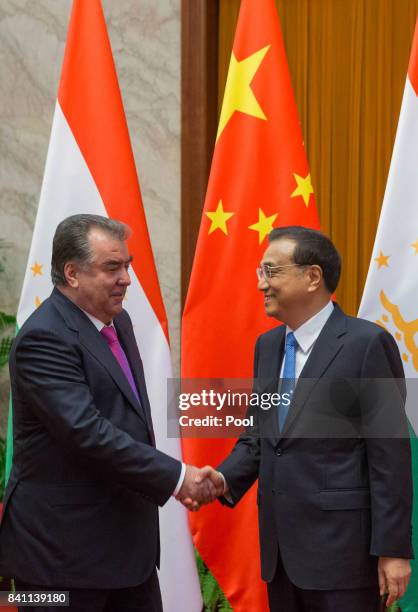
[378, 556, 411, 607]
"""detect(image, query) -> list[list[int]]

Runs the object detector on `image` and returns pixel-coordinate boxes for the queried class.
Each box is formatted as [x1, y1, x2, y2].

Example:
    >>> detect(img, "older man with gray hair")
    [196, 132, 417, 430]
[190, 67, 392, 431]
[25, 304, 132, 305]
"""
[0, 214, 222, 612]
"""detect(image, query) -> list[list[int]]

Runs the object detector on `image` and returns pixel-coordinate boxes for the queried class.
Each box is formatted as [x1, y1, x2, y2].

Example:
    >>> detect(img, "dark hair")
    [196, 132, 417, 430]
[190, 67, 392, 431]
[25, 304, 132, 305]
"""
[51, 214, 130, 286]
[268, 226, 341, 293]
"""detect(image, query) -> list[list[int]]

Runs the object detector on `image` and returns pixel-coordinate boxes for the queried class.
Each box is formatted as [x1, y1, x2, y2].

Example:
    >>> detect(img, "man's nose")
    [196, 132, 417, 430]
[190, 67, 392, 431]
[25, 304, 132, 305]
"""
[257, 276, 269, 291]
[119, 267, 131, 286]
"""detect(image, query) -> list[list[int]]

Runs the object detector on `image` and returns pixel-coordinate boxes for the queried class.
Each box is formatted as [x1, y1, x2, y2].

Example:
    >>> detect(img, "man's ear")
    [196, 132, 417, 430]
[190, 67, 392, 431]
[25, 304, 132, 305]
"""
[63, 262, 79, 289]
[307, 265, 323, 292]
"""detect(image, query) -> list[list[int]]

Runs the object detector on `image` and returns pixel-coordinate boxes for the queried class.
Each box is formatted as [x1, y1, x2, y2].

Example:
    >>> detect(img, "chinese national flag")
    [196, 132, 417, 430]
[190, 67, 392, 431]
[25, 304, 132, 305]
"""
[181, 0, 320, 610]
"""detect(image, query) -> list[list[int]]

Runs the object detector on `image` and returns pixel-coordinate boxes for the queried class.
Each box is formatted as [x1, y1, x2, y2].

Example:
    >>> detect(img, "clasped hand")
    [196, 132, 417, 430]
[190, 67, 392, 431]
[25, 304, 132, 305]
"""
[176, 465, 224, 511]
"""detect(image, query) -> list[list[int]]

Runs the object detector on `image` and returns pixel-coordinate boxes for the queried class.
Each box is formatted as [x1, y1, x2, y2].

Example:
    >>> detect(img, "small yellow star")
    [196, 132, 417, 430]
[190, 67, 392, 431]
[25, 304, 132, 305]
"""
[217, 45, 270, 140]
[35, 296, 42, 308]
[205, 201, 235, 235]
[31, 262, 43, 276]
[248, 209, 278, 245]
[411, 240, 418, 254]
[374, 251, 390, 269]
[290, 173, 314, 207]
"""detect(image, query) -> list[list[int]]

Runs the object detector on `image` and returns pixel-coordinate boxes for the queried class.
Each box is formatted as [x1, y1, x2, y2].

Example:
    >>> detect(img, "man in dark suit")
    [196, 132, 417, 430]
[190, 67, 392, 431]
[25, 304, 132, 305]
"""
[0, 214, 216, 611]
[214, 226, 413, 611]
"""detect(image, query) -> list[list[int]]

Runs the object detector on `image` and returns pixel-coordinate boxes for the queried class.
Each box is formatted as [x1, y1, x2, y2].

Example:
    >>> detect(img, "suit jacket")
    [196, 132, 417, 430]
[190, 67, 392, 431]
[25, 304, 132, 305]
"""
[0, 288, 181, 588]
[218, 304, 413, 590]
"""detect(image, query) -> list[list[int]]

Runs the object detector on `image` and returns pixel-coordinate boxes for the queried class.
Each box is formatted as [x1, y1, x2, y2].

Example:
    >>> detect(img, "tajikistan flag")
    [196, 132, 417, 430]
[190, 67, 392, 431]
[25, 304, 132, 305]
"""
[6, 1, 201, 609]
[358, 17, 418, 612]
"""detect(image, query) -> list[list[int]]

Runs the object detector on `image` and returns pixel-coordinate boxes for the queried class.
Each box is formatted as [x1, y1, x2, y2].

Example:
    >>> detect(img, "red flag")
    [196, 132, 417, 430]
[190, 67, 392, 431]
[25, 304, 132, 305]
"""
[182, 0, 320, 609]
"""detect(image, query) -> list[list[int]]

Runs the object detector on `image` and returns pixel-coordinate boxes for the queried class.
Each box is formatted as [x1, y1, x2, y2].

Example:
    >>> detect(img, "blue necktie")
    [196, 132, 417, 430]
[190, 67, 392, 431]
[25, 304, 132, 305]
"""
[278, 332, 298, 431]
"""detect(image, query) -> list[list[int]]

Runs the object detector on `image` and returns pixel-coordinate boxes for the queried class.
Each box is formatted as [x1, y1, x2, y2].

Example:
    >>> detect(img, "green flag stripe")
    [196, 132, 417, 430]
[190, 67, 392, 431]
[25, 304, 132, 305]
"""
[399, 428, 418, 612]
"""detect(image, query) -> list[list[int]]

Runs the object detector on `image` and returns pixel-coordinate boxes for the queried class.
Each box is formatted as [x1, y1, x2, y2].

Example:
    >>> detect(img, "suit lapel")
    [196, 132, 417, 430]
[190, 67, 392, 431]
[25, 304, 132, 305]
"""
[114, 316, 156, 443]
[51, 289, 148, 425]
[278, 304, 347, 440]
[258, 326, 285, 445]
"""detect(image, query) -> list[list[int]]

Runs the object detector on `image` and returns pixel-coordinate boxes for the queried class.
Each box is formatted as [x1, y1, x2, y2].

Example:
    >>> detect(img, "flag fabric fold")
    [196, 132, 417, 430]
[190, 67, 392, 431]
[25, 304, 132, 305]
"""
[358, 17, 418, 612]
[181, 0, 320, 609]
[7, 1, 201, 609]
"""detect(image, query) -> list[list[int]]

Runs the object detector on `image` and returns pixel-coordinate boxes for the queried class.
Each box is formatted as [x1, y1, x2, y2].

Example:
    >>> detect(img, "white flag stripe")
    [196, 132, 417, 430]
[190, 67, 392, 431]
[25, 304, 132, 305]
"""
[17, 101, 201, 610]
[359, 74, 418, 435]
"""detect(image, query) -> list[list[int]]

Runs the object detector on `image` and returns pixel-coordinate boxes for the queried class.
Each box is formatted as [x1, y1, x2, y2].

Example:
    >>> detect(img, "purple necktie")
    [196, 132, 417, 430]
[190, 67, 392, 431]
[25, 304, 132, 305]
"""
[100, 325, 140, 403]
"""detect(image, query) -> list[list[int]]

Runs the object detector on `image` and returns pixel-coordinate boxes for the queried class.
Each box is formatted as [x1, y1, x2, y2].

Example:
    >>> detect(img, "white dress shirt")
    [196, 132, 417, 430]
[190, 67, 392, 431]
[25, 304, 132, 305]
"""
[280, 301, 335, 380]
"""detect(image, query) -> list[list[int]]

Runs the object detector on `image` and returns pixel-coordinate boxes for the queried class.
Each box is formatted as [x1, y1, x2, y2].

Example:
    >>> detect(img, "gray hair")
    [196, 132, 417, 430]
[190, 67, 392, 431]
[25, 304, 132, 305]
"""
[51, 214, 130, 286]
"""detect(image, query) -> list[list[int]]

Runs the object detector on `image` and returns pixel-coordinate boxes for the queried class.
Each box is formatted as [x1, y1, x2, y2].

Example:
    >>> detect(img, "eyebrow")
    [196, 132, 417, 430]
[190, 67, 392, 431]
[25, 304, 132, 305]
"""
[103, 255, 133, 266]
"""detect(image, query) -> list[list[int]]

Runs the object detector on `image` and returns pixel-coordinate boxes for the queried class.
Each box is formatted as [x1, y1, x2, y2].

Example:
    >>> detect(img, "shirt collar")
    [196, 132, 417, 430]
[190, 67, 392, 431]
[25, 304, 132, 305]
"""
[287, 301, 334, 354]
[80, 308, 113, 332]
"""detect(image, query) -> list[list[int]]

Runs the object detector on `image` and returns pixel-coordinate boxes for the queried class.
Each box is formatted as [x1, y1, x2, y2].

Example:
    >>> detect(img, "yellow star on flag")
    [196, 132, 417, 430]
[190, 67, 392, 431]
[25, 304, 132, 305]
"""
[248, 209, 278, 244]
[217, 45, 270, 141]
[290, 173, 314, 207]
[411, 240, 418, 254]
[35, 296, 42, 308]
[31, 262, 43, 276]
[205, 201, 234, 235]
[374, 251, 390, 269]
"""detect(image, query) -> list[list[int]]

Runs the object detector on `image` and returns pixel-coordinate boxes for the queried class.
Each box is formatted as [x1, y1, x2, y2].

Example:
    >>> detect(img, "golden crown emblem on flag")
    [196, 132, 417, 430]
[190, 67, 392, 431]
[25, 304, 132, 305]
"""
[377, 290, 418, 372]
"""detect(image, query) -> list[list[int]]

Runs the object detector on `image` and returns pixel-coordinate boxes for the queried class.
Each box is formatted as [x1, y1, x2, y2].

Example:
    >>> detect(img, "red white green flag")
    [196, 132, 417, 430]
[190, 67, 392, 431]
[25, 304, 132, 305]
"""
[358, 18, 418, 612]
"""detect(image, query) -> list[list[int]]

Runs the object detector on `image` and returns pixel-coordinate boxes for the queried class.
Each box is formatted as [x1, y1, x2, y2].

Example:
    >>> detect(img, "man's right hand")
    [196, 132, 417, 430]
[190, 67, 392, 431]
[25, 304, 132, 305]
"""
[176, 465, 225, 511]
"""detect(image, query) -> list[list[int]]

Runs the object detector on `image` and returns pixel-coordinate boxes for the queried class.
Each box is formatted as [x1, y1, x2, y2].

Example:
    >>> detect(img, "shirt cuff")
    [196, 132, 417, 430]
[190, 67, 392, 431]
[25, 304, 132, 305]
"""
[172, 462, 186, 497]
[218, 471, 233, 502]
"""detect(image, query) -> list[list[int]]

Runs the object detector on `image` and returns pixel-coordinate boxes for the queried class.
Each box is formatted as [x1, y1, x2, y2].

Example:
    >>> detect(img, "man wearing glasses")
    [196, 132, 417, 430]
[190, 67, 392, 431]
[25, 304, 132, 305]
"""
[216, 226, 413, 611]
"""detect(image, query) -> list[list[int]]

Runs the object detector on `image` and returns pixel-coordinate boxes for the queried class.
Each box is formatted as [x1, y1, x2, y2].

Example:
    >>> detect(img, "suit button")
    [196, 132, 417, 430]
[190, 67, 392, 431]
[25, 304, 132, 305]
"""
[275, 448, 282, 456]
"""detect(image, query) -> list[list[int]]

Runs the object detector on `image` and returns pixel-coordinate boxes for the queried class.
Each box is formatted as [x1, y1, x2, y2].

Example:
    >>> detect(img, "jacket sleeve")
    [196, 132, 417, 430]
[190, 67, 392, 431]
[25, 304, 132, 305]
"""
[11, 328, 182, 507]
[360, 329, 413, 559]
[217, 336, 262, 506]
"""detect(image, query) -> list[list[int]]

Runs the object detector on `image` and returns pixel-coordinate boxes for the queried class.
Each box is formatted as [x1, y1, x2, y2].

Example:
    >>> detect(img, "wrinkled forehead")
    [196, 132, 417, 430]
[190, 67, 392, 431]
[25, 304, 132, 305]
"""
[87, 229, 129, 260]
[261, 238, 296, 266]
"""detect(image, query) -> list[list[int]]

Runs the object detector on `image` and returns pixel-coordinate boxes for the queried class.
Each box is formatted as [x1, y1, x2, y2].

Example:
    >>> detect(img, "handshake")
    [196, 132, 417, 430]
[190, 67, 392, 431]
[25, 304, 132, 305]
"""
[176, 465, 227, 511]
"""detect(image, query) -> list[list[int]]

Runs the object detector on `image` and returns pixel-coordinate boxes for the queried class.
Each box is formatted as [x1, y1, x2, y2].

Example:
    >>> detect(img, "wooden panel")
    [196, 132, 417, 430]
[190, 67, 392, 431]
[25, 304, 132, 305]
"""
[181, 0, 219, 305]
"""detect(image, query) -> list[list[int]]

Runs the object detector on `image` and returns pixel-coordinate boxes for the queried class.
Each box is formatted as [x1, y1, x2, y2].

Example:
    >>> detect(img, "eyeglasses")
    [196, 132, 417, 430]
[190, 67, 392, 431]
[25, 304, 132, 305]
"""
[256, 263, 305, 281]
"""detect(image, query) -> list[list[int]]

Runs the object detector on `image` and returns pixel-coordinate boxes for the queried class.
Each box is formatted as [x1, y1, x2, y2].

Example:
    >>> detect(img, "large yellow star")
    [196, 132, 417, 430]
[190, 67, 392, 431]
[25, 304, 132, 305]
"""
[411, 240, 418, 254]
[31, 261, 43, 276]
[248, 209, 278, 245]
[290, 173, 314, 207]
[205, 201, 234, 235]
[374, 250, 390, 269]
[217, 45, 270, 141]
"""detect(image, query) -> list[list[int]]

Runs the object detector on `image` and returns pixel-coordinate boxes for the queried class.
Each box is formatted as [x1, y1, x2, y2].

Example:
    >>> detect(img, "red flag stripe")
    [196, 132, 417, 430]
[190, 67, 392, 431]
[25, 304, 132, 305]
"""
[408, 17, 418, 95]
[58, 0, 168, 339]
